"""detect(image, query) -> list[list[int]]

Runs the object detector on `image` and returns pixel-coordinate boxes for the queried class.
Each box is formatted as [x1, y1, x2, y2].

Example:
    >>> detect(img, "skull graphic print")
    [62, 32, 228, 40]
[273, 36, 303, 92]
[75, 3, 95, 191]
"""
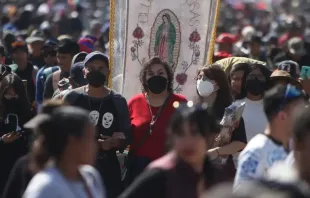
[89, 110, 100, 126]
[102, 112, 114, 129]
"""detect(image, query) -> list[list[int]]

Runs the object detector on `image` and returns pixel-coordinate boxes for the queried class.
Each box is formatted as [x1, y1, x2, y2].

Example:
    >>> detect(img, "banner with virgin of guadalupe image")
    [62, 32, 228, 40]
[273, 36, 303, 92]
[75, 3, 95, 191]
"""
[109, 0, 220, 100]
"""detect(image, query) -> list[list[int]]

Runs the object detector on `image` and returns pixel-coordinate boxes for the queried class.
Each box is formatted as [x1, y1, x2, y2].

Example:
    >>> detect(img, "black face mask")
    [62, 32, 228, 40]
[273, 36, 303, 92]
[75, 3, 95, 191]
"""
[147, 76, 167, 94]
[86, 71, 106, 88]
[246, 79, 266, 96]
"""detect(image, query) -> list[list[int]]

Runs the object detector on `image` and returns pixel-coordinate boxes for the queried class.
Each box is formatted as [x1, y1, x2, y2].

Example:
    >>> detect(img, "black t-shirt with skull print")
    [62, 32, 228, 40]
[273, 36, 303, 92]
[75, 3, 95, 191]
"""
[65, 90, 131, 198]
[73, 92, 120, 157]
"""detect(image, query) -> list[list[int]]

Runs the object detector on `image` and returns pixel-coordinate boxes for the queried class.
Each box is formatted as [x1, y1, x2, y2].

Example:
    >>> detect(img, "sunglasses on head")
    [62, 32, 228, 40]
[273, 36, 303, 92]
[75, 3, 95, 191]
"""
[278, 84, 302, 111]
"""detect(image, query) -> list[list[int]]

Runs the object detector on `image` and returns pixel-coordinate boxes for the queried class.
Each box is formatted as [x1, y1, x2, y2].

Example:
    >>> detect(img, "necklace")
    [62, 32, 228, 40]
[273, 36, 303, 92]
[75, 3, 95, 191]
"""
[87, 97, 104, 113]
[145, 94, 170, 134]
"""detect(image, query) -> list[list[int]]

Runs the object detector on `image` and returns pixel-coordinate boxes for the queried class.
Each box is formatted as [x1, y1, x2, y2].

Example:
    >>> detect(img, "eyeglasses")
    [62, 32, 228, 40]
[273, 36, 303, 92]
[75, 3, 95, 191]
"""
[278, 84, 302, 111]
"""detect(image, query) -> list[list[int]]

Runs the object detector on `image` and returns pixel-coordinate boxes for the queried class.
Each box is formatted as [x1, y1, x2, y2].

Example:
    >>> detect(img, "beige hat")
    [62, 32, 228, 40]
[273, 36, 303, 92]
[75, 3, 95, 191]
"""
[269, 70, 302, 89]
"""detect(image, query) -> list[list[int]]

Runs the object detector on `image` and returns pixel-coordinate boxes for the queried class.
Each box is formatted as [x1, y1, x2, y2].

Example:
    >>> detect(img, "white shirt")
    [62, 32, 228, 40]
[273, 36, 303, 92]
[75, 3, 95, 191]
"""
[234, 134, 288, 192]
[23, 165, 106, 198]
[236, 98, 268, 141]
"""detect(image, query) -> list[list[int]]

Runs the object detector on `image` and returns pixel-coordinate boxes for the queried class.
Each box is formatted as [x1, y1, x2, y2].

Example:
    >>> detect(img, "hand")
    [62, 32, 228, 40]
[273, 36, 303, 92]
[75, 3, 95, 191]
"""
[112, 132, 125, 139]
[1, 132, 21, 144]
[207, 147, 220, 161]
[98, 135, 113, 151]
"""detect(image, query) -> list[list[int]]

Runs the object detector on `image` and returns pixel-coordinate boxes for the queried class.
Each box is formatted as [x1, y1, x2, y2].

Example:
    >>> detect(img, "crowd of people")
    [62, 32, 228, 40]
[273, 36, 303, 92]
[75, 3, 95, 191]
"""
[1, 0, 310, 198]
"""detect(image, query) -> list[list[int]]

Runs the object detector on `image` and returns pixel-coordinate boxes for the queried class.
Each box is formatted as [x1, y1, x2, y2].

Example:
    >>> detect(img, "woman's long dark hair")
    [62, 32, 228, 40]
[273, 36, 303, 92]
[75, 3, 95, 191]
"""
[0, 73, 31, 119]
[197, 64, 233, 119]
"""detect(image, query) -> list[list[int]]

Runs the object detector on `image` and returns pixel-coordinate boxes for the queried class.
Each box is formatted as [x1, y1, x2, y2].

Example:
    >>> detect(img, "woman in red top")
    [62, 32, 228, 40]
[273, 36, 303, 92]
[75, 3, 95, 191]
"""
[128, 57, 187, 179]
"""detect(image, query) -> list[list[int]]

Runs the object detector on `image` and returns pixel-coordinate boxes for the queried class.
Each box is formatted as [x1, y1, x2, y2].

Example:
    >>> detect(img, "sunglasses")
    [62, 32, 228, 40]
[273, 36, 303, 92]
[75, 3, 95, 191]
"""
[278, 84, 302, 111]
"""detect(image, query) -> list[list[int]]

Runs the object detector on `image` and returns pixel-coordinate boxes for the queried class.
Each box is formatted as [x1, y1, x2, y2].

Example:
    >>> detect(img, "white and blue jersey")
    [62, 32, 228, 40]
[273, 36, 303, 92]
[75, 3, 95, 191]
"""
[234, 134, 288, 191]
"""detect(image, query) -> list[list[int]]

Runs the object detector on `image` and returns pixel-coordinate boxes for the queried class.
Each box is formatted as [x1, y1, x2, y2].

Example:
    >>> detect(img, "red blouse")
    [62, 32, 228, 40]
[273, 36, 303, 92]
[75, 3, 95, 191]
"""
[128, 93, 187, 160]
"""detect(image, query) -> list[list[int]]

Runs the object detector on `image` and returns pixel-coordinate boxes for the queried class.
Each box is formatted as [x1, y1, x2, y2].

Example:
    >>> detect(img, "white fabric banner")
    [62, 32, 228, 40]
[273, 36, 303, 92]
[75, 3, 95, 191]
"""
[110, 0, 218, 100]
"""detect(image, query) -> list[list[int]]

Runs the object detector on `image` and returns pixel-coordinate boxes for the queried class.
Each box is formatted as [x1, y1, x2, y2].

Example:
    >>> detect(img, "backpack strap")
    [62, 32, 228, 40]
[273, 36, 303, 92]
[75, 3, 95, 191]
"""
[52, 71, 61, 92]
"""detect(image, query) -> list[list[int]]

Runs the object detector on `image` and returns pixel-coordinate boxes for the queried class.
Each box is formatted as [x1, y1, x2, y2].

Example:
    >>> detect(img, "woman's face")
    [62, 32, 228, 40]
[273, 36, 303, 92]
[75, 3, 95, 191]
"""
[146, 63, 168, 81]
[248, 68, 265, 81]
[230, 70, 245, 94]
[4, 87, 18, 100]
[173, 121, 207, 166]
[197, 71, 219, 102]
[163, 16, 168, 23]
[74, 124, 97, 165]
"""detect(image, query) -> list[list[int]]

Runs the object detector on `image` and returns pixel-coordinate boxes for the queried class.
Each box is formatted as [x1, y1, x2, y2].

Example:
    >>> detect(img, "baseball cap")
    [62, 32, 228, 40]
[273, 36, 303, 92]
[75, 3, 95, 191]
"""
[11, 40, 28, 53]
[42, 40, 58, 51]
[70, 62, 88, 86]
[288, 37, 306, 56]
[216, 33, 236, 44]
[84, 51, 109, 68]
[72, 52, 88, 65]
[277, 60, 300, 79]
[26, 29, 45, 43]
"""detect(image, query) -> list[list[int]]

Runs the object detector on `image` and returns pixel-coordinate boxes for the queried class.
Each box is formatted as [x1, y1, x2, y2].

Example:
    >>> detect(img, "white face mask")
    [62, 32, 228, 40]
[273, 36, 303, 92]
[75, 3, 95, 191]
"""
[197, 79, 217, 97]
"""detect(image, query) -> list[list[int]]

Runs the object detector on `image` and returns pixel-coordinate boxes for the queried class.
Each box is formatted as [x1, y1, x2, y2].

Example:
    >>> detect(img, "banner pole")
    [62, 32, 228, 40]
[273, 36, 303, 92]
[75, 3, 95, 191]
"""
[207, 0, 221, 65]
[108, 0, 116, 88]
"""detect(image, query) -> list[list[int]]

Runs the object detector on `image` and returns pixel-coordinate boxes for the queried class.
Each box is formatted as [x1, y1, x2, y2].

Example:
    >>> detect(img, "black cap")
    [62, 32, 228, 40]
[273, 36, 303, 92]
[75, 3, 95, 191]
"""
[84, 51, 109, 68]
[70, 62, 88, 86]
[72, 52, 88, 65]
[277, 60, 300, 79]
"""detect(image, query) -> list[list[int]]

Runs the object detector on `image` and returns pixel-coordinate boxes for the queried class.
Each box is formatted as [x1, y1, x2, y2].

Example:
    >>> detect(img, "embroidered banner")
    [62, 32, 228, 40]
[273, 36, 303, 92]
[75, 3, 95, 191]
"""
[109, 0, 220, 100]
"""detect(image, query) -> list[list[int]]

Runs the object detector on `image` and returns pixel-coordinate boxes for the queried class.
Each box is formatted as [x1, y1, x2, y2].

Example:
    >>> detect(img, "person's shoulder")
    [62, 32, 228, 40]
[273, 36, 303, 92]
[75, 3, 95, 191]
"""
[79, 165, 100, 177]
[147, 152, 176, 170]
[171, 93, 187, 103]
[24, 168, 61, 198]
[239, 134, 268, 158]
[110, 90, 126, 100]
[63, 87, 84, 102]
[79, 165, 102, 185]
[128, 93, 145, 105]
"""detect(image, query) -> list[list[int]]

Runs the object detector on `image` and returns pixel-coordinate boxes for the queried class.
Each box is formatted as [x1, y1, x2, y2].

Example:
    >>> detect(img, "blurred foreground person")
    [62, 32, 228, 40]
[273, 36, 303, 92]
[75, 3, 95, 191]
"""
[204, 182, 309, 198]
[265, 104, 310, 197]
[2, 100, 64, 198]
[0, 74, 33, 194]
[23, 106, 105, 198]
[120, 102, 222, 198]
[234, 84, 306, 192]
